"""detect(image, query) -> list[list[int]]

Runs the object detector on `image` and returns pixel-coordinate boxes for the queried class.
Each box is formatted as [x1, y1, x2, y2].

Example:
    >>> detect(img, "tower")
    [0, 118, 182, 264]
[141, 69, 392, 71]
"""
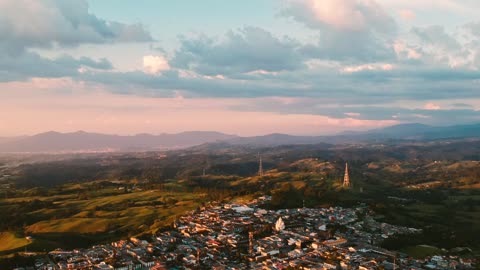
[343, 163, 350, 188]
[258, 153, 264, 176]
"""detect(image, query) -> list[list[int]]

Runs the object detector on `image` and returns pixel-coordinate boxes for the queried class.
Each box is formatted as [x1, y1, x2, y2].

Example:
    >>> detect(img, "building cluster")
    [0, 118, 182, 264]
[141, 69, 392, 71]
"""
[30, 196, 477, 270]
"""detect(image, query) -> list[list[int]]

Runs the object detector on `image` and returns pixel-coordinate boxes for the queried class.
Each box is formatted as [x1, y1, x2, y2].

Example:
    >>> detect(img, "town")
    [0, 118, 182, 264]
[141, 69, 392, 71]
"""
[28, 196, 476, 270]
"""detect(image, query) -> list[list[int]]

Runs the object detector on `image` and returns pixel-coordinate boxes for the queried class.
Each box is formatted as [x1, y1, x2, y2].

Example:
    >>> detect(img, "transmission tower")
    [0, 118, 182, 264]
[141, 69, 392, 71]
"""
[258, 153, 264, 176]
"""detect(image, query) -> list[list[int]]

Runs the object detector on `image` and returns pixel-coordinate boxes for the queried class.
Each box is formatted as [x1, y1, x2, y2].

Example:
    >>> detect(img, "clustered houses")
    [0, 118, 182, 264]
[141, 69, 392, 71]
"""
[38, 196, 476, 270]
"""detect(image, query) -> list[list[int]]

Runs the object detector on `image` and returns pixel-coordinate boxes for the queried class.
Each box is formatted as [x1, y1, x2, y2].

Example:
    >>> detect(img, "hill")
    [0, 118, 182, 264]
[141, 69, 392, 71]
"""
[225, 123, 480, 145]
[361, 123, 480, 140]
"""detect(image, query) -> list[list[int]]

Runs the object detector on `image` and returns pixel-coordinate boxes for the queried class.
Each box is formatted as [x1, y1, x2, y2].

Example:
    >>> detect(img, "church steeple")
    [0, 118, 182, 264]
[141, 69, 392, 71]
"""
[343, 162, 350, 188]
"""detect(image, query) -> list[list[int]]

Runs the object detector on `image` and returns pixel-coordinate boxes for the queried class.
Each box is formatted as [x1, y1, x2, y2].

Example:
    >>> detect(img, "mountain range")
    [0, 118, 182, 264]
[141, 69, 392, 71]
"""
[0, 123, 479, 153]
[226, 123, 480, 145]
[0, 131, 237, 152]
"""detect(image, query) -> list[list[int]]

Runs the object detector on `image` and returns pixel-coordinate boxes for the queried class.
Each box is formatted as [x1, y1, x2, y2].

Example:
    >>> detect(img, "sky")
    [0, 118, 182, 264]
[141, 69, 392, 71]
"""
[1, 0, 480, 136]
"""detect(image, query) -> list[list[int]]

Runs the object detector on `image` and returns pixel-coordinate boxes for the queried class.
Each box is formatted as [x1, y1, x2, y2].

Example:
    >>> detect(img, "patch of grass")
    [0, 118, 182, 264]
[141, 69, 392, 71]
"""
[0, 232, 30, 252]
[291, 181, 307, 189]
[17, 188, 205, 239]
[232, 194, 258, 204]
[401, 245, 443, 258]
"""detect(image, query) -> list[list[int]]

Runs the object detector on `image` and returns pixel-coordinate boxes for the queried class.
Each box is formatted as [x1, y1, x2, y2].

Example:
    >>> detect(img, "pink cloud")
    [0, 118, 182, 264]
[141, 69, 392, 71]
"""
[424, 102, 441, 110]
[398, 9, 416, 20]
[309, 0, 370, 31]
[341, 63, 394, 73]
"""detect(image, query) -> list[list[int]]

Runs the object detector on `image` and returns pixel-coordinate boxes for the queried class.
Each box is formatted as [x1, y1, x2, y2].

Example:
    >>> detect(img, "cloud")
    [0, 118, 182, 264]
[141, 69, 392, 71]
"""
[143, 55, 171, 75]
[411, 25, 461, 51]
[424, 102, 441, 110]
[398, 9, 416, 20]
[229, 97, 480, 124]
[344, 112, 361, 117]
[171, 27, 305, 75]
[397, 24, 480, 69]
[381, 0, 480, 15]
[464, 22, 480, 37]
[282, 0, 397, 62]
[451, 103, 473, 108]
[282, 0, 396, 33]
[0, 0, 146, 81]
[0, 51, 113, 82]
[299, 31, 396, 62]
[0, 0, 153, 53]
[71, 58, 480, 110]
[393, 41, 422, 60]
[78, 69, 313, 99]
[341, 63, 393, 73]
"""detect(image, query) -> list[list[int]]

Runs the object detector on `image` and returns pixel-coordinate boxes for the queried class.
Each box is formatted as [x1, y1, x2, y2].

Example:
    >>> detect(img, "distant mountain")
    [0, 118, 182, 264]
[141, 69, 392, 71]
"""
[0, 131, 238, 153]
[224, 123, 480, 146]
[0, 136, 24, 145]
[0, 137, 10, 144]
[366, 123, 432, 136]
[362, 123, 480, 140]
[226, 133, 331, 146]
[1, 123, 479, 152]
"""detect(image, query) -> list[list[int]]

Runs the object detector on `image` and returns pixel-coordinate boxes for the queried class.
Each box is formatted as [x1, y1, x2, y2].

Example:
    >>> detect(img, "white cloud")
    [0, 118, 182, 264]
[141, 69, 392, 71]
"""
[310, 0, 369, 31]
[393, 41, 422, 59]
[172, 27, 304, 75]
[282, 0, 396, 62]
[283, 0, 396, 34]
[143, 55, 170, 75]
[246, 70, 279, 76]
[382, 0, 480, 14]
